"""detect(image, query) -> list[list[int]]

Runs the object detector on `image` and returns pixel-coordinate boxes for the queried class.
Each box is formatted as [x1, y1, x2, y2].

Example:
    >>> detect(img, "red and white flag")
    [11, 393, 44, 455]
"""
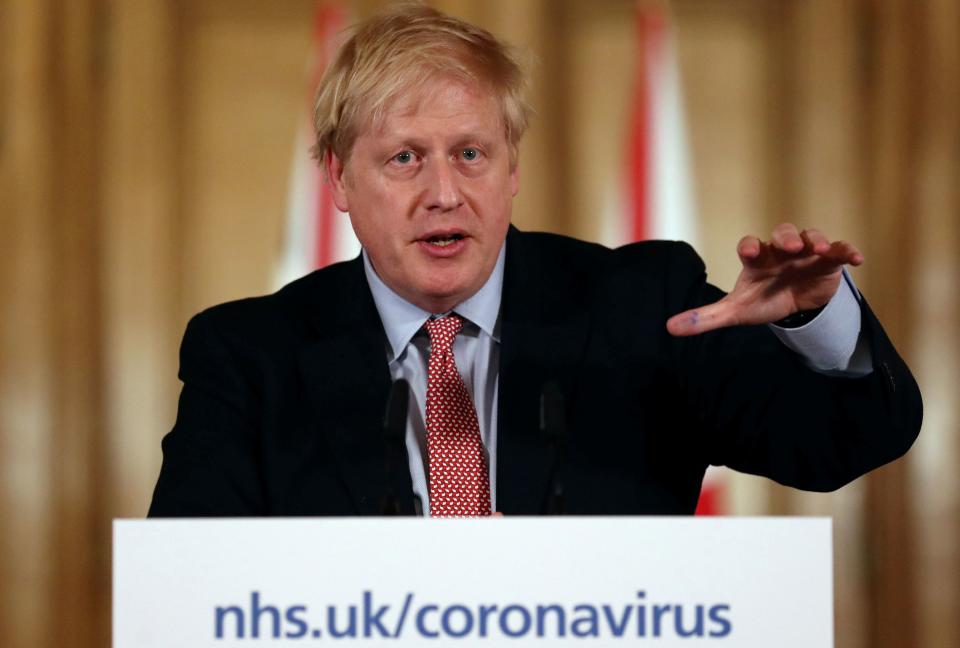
[622, 2, 727, 515]
[275, 3, 358, 289]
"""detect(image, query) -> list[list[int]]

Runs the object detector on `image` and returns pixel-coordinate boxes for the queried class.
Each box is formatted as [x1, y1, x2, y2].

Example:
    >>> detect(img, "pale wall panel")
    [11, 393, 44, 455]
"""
[675, 0, 776, 293]
[564, 0, 636, 246]
[179, 1, 316, 317]
[0, 2, 56, 646]
[101, 0, 181, 518]
[52, 0, 109, 644]
[909, 1, 960, 645]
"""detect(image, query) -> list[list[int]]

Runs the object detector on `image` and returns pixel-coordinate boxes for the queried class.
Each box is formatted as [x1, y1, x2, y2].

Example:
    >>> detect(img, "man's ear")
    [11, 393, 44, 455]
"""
[509, 160, 520, 198]
[325, 152, 350, 213]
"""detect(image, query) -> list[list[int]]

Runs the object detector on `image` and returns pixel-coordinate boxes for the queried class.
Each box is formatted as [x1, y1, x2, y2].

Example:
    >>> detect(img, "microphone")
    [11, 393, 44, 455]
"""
[381, 378, 410, 515]
[540, 380, 566, 515]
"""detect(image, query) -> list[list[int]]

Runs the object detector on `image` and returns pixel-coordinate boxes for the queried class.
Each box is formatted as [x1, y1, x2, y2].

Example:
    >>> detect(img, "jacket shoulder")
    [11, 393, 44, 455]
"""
[516, 229, 701, 265]
[182, 258, 360, 355]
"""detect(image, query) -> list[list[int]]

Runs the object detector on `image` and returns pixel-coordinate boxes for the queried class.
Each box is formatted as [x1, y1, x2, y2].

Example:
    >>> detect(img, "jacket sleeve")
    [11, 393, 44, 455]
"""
[667, 242, 922, 492]
[148, 310, 266, 516]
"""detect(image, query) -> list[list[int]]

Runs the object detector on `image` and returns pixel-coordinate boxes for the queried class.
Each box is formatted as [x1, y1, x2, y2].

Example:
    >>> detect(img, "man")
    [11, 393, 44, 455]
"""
[148, 4, 921, 517]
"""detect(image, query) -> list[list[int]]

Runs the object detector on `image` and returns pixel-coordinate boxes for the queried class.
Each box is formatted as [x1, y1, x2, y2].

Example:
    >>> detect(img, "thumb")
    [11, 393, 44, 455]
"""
[666, 300, 737, 337]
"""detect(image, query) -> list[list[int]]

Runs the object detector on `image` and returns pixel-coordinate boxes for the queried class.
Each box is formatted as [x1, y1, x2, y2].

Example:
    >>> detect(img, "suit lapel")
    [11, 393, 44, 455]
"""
[496, 228, 595, 514]
[296, 258, 416, 515]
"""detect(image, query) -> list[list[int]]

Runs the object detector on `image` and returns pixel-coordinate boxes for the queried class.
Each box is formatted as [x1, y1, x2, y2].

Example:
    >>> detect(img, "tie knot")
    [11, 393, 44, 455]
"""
[424, 315, 464, 351]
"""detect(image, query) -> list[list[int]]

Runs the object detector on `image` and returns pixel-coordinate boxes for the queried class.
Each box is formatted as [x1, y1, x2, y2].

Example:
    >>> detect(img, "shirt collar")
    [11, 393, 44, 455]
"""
[363, 243, 505, 362]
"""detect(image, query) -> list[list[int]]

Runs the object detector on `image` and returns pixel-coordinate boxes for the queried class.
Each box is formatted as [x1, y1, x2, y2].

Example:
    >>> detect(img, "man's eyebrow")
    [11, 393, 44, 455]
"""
[376, 133, 427, 147]
[451, 133, 496, 147]
[379, 131, 496, 148]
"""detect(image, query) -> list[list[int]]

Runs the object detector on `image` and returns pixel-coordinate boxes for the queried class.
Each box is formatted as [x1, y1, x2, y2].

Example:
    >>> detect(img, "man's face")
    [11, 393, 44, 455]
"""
[327, 79, 518, 314]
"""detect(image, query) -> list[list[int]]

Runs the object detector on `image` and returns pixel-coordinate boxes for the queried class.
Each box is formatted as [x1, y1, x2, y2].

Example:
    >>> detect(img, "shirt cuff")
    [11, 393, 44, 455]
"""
[768, 268, 873, 376]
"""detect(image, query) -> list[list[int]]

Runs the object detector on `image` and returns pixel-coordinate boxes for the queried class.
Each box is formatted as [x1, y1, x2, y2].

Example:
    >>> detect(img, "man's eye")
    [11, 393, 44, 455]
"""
[461, 148, 480, 161]
[393, 151, 415, 164]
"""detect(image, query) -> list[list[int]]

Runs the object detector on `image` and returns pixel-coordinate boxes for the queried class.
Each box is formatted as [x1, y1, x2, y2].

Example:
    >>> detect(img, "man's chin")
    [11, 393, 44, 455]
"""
[408, 280, 477, 314]
[416, 290, 469, 314]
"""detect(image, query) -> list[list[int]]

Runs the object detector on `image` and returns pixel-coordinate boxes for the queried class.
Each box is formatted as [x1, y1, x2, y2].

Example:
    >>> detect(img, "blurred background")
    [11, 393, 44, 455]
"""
[1, 0, 957, 646]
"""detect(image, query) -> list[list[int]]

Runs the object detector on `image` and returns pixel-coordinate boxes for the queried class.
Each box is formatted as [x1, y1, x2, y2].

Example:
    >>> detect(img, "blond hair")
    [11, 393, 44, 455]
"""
[311, 2, 531, 166]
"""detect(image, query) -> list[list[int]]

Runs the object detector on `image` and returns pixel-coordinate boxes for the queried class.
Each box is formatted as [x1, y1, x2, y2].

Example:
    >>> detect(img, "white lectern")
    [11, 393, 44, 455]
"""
[114, 517, 832, 646]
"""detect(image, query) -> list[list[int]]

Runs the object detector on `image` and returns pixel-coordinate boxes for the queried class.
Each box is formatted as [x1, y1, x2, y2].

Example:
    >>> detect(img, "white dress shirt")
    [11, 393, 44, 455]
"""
[363, 243, 870, 515]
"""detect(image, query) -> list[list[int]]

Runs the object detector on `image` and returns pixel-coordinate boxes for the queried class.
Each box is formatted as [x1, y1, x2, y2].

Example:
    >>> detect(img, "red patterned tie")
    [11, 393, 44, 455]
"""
[424, 315, 492, 517]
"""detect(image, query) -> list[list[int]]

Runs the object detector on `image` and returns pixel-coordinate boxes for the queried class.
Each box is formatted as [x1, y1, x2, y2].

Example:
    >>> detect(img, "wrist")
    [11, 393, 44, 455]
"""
[774, 305, 827, 329]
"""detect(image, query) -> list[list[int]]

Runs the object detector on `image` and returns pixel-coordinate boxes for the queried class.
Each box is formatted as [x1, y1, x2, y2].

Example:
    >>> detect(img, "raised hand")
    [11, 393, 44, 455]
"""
[666, 223, 863, 337]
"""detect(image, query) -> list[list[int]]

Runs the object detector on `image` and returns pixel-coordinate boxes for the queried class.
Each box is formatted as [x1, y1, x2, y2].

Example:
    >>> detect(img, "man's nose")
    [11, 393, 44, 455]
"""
[423, 157, 463, 211]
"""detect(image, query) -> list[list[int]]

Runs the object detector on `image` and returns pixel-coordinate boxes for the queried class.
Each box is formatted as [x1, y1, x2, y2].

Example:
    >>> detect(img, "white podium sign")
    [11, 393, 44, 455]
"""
[114, 517, 832, 647]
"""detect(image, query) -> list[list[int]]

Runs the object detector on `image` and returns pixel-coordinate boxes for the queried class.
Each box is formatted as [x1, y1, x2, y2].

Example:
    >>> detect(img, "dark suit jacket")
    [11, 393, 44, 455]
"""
[148, 228, 922, 517]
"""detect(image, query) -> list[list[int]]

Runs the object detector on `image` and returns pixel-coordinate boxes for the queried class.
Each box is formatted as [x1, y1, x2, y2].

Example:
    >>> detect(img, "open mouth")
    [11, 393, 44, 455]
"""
[423, 233, 465, 247]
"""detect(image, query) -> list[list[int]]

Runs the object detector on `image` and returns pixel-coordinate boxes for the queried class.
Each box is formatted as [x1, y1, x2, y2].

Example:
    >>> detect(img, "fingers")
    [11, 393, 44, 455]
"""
[666, 300, 737, 337]
[799, 228, 831, 255]
[736, 235, 762, 262]
[739, 224, 814, 268]
[746, 224, 864, 266]
[823, 240, 864, 265]
[798, 231, 863, 266]
[771, 223, 804, 253]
